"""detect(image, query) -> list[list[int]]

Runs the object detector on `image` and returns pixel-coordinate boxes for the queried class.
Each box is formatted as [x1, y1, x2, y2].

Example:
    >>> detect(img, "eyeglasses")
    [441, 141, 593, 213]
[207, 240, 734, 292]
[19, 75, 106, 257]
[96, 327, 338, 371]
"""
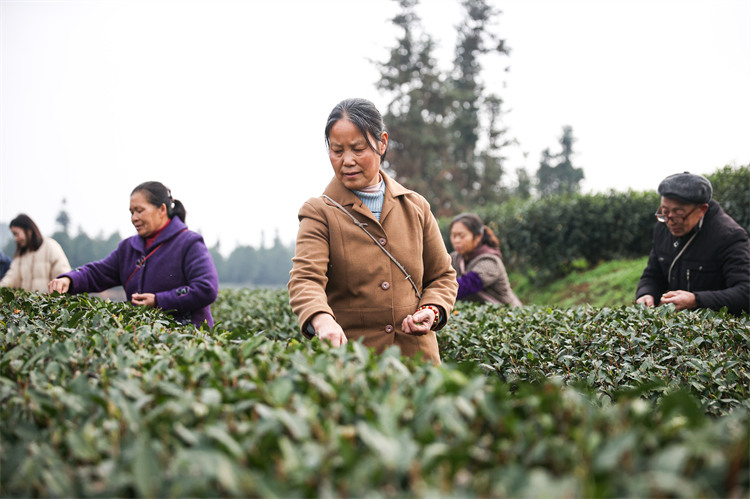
[654, 205, 699, 224]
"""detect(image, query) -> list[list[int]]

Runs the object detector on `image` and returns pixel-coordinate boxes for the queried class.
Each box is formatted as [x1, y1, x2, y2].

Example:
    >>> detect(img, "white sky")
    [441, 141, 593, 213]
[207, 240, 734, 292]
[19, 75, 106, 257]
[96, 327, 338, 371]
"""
[2, 0, 749, 255]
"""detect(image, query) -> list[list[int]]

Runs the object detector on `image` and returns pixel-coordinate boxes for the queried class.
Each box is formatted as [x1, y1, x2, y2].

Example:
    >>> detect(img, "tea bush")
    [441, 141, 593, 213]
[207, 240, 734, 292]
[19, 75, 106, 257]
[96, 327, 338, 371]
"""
[441, 301, 750, 416]
[1, 288, 748, 497]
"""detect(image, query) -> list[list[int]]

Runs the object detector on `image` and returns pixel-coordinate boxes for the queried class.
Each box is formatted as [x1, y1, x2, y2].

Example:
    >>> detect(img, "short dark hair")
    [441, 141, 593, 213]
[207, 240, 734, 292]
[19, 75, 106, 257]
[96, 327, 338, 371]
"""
[325, 98, 388, 162]
[450, 213, 500, 249]
[9, 214, 43, 256]
[131, 181, 187, 223]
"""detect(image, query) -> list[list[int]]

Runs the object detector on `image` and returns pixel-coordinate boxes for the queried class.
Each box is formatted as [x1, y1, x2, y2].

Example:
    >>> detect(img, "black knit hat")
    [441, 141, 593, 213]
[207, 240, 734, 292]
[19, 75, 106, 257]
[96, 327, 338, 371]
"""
[657, 172, 712, 204]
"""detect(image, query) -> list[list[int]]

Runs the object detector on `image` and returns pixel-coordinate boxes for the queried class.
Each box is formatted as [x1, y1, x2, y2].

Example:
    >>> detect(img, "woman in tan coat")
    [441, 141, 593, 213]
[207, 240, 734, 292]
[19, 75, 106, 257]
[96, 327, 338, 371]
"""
[288, 98, 458, 364]
[0, 214, 71, 292]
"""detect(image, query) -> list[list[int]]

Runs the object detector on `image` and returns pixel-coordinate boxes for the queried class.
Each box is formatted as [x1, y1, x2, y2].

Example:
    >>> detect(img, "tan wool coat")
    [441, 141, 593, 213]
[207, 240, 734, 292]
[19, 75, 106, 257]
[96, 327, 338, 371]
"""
[288, 171, 458, 364]
[0, 237, 71, 292]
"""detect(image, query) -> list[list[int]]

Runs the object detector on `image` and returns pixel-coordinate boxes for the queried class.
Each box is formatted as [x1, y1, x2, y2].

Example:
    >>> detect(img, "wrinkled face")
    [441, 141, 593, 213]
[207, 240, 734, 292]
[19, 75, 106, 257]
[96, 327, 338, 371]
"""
[658, 197, 706, 237]
[328, 118, 387, 191]
[11, 226, 27, 248]
[130, 191, 168, 239]
[450, 221, 481, 257]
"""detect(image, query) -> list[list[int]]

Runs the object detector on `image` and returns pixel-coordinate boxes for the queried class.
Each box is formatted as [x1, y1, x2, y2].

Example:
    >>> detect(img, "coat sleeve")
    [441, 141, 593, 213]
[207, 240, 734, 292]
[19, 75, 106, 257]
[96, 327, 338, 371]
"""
[154, 233, 219, 315]
[0, 258, 19, 288]
[417, 201, 458, 329]
[287, 199, 336, 337]
[635, 226, 668, 303]
[693, 229, 750, 315]
[63, 245, 124, 294]
[457, 271, 484, 299]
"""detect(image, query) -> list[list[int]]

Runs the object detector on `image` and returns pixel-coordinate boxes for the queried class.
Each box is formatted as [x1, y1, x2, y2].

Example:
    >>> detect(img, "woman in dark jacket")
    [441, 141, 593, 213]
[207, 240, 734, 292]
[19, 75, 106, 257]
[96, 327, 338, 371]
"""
[449, 213, 522, 307]
[49, 181, 219, 328]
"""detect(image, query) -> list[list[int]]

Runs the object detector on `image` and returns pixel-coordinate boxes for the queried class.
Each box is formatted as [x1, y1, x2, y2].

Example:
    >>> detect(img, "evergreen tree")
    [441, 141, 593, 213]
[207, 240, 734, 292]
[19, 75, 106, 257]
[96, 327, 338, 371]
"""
[535, 125, 584, 197]
[513, 166, 532, 200]
[55, 198, 71, 235]
[377, 0, 510, 216]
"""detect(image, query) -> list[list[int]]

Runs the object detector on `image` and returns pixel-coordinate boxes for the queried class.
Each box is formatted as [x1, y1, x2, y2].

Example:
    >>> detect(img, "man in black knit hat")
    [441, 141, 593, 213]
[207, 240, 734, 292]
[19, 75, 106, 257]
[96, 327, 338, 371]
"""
[635, 172, 749, 315]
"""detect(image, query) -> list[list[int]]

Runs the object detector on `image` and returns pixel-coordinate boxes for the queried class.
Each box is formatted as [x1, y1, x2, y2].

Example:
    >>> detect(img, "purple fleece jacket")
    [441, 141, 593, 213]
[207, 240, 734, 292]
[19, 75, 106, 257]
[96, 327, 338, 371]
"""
[60, 217, 219, 327]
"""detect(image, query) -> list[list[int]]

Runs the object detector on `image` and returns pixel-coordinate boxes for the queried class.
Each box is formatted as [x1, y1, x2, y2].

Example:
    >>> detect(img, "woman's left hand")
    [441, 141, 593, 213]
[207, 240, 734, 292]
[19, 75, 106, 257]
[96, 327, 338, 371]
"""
[402, 308, 434, 336]
[131, 293, 156, 308]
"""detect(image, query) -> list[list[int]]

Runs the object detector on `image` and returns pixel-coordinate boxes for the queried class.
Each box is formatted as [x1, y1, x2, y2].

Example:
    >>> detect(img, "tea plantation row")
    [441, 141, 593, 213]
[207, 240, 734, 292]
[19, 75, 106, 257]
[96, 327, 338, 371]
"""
[1, 288, 748, 497]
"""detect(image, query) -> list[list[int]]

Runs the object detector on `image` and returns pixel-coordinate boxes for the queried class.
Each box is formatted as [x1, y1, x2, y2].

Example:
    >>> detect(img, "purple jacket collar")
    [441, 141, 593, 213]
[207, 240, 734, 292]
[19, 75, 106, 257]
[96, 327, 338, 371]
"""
[129, 216, 188, 252]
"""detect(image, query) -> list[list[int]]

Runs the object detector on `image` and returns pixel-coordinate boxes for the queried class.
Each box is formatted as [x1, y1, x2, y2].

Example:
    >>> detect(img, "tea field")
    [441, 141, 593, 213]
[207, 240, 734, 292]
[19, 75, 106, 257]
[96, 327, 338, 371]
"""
[1, 287, 748, 497]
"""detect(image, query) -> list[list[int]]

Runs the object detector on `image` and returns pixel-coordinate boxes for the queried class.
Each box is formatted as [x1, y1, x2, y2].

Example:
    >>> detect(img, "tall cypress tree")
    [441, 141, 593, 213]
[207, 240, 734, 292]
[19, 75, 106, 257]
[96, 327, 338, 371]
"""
[377, 0, 511, 216]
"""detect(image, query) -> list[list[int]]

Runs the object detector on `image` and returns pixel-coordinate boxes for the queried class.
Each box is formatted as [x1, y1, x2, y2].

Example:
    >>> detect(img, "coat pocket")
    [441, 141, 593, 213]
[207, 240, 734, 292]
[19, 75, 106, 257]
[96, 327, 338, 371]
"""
[683, 260, 721, 292]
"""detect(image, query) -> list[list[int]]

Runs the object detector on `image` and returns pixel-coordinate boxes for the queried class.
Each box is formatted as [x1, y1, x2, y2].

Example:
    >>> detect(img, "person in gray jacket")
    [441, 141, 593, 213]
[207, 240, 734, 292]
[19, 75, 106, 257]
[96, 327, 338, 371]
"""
[635, 172, 749, 315]
[449, 213, 522, 307]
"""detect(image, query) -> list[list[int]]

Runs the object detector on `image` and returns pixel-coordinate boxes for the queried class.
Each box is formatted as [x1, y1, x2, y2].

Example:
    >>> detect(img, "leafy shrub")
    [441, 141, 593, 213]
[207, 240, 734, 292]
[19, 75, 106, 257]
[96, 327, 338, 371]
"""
[1, 289, 748, 497]
[470, 190, 658, 283]
[440, 301, 750, 416]
[210, 288, 299, 340]
[707, 164, 750, 231]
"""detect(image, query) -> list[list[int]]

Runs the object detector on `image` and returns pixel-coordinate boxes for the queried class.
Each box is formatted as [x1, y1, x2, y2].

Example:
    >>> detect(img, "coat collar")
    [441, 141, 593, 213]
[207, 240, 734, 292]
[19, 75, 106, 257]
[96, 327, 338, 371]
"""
[464, 243, 502, 264]
[129, 216, 188, 251]
[322, 170, 412, 224]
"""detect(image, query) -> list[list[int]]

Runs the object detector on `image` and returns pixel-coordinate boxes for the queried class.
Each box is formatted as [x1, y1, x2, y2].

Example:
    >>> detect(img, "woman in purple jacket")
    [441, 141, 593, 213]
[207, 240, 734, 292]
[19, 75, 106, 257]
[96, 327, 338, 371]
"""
[48, 181, 219, 328]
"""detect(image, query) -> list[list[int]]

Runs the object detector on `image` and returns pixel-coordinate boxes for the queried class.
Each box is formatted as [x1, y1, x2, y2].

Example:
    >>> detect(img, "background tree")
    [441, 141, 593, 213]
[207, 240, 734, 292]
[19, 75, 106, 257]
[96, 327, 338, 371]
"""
[377, 0, 511, 216]
[535, 125, 584, 197]
[55, 199, 70, 234]
[376, 0, 451, 210]
[513, 166, 533, 200]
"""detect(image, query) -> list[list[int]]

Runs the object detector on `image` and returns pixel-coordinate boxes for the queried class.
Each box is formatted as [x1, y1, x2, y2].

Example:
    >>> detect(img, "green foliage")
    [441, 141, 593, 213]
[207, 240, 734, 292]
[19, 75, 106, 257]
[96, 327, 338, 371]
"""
[210, 288, 299, 339]
[472, 190, 658, 284]
[511, 257, 649, 308]
[440, 301, 750, 417]
[706, 163, 750, 231]
[2, 289, 747, 497]
[377, 0, 513, 216]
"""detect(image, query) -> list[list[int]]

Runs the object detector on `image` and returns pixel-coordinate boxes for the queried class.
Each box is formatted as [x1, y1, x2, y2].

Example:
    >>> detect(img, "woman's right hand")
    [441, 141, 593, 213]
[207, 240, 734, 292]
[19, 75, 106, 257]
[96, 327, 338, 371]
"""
[310, 313, 348, 347]
[48, 277, 71, 294]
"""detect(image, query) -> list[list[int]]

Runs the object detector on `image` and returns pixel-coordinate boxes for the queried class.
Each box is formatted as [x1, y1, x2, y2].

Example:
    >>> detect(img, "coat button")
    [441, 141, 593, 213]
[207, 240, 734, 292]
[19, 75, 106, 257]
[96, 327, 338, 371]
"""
[378, 237, 387, 246]
[385, 325, 394, 334]
[380, 281, 390, 290]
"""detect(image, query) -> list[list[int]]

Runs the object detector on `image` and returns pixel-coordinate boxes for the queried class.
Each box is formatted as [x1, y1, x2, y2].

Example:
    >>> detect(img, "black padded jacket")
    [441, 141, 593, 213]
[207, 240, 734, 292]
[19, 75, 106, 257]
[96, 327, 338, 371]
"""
[636, 200, 749, 315]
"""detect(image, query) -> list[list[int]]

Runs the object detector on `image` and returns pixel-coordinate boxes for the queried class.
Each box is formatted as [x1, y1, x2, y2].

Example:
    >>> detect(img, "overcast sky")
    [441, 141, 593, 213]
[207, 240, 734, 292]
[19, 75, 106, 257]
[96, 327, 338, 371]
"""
[2, 0, 748, 254]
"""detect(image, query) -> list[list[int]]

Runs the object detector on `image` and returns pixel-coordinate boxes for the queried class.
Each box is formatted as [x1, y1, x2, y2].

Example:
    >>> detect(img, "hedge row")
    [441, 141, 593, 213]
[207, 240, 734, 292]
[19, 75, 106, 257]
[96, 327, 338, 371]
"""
[443, 164, 749, 284]
[1, 289, 748, 497]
